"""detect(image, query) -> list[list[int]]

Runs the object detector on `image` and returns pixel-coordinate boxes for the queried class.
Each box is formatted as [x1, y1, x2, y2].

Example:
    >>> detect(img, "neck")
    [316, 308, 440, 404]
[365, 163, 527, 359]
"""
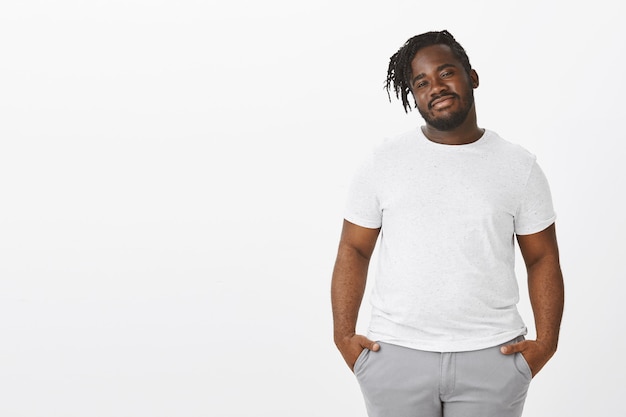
[421, 109, 483, 145]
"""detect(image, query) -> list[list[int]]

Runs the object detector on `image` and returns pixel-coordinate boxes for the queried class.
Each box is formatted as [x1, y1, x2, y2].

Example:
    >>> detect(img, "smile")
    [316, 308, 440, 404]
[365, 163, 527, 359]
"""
[429, 94, 457, 110]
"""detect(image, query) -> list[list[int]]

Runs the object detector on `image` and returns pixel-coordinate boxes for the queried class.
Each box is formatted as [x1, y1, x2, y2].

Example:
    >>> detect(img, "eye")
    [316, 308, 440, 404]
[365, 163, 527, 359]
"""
[415, 80, 428, 89]
[441, 71, 453, 78]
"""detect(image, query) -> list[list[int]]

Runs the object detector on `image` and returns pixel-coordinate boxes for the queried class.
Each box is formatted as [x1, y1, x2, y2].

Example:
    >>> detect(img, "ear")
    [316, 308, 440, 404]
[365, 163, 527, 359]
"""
[470, 69, 479, 88]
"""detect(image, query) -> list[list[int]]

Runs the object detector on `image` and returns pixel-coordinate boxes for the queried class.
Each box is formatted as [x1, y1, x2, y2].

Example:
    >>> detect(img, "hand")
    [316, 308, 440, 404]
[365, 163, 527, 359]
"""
[500, 339, 556, 378]
[335, 333, 380, 372]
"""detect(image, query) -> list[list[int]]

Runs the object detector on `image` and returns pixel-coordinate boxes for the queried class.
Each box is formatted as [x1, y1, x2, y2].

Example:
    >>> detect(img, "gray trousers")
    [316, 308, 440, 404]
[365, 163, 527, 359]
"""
[354, 337, 532, 417]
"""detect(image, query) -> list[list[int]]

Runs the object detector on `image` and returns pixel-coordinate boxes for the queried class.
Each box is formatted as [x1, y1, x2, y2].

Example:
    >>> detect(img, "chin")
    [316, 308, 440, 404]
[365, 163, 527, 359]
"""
[426, 116, 465, 131]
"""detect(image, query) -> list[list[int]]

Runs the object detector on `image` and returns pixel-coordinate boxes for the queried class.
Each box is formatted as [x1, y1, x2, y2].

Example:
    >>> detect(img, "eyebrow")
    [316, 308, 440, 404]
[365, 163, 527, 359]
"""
[411, 63, 457, 86]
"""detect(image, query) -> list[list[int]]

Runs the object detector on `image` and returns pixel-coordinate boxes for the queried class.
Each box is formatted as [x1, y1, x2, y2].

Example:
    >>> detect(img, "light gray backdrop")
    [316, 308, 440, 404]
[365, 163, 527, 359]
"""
[0, 1, 623, 416]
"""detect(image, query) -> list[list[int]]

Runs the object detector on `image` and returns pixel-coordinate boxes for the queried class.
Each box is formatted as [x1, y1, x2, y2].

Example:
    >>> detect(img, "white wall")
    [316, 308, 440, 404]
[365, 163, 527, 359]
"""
[0, 1, 624, 416]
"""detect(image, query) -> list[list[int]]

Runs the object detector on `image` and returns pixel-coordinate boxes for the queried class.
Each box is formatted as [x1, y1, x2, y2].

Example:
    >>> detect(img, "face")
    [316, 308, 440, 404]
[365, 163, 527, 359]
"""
[409, 44, 478, 131]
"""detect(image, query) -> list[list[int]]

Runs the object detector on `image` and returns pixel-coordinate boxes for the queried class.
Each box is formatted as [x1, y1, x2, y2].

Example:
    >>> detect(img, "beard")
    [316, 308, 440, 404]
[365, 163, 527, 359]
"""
[417, 90, 474, 131]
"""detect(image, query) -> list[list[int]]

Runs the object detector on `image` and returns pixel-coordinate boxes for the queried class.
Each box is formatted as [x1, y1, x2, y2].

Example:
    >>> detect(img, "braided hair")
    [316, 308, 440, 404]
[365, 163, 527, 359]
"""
[385, 30, 473, 113]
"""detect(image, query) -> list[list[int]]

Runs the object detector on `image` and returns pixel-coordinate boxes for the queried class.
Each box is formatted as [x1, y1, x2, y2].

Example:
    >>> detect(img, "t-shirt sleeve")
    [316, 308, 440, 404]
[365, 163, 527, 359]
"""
[514, 160, 557, 235]
[343, 154, 382, 229]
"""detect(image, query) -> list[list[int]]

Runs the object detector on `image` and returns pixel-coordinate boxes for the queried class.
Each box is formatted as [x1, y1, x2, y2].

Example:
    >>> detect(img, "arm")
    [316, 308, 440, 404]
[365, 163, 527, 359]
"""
[331, 219, 381, 371]
[501, 223, 565, 377]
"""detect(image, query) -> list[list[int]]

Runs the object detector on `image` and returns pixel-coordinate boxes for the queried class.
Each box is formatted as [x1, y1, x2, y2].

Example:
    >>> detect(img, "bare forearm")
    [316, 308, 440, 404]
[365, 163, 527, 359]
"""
[528, 256, 564, 351]
[508, 224, 564, 376]
[331, 246, 370, 343]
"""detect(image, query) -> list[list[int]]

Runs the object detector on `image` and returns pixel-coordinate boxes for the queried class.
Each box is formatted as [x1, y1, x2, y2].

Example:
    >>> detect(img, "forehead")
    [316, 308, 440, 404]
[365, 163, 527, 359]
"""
[410, 44, 460, 74]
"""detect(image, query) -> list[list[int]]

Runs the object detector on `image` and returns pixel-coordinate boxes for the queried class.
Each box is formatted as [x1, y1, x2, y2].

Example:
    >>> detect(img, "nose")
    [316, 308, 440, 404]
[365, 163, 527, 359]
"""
[429, 77, 448, 96]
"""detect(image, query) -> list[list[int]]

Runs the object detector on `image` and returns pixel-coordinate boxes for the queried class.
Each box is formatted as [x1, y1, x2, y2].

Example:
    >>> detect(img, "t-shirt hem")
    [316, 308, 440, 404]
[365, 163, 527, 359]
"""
[368, 330, 527, 353]
[367, 326, 528, 353]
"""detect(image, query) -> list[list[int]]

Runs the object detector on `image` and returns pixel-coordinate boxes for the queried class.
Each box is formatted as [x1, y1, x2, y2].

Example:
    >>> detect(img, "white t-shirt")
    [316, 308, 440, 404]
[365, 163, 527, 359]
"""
[344, 128, 556, 352]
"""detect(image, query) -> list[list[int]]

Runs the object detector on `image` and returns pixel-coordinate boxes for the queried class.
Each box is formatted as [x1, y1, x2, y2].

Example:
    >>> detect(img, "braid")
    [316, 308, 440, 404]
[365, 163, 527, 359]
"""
[384, 30, 472, 113]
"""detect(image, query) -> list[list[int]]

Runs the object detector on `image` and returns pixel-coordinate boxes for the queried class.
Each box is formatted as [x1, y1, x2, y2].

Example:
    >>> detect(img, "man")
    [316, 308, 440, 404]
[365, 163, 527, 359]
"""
[331, 30, 564, 417]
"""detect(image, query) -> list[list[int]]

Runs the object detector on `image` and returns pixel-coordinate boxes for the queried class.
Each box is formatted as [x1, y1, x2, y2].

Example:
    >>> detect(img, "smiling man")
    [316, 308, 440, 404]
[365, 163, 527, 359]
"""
[331, 30, 564, 417]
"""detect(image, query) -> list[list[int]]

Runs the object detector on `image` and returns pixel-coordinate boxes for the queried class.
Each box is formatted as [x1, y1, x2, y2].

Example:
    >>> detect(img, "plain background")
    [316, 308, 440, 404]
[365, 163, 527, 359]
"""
[0, 1, 624, 416]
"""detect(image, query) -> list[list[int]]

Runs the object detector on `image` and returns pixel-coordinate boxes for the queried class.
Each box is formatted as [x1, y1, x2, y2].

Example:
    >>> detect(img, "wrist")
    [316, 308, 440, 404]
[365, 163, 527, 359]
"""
[535, 338, 558, 354]
[334, 331, 355, 347]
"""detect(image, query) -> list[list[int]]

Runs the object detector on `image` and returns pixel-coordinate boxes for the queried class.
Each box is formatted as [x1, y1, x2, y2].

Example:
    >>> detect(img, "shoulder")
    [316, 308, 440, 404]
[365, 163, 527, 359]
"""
[485, 130, 534, 156]
[350, 129, 420, 181]
[484, 130, 537, 167]
[370, 128, 420, 158]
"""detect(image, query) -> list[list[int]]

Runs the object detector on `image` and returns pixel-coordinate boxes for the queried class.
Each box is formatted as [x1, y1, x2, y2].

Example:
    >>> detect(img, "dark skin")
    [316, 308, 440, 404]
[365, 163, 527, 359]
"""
[331, 44, 564, 376]
[331, 220, 381, 371]
[506, 224, 564, 377]
[410, 44, 483, 145]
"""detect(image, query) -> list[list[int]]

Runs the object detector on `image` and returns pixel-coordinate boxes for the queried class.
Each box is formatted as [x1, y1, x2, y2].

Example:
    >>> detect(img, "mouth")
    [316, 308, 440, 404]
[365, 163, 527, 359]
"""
[429, 94, 458, 110]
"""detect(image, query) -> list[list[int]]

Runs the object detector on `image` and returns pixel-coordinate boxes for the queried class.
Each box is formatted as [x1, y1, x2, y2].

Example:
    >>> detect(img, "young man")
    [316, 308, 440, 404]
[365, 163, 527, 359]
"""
[331, 30, 564, 417]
